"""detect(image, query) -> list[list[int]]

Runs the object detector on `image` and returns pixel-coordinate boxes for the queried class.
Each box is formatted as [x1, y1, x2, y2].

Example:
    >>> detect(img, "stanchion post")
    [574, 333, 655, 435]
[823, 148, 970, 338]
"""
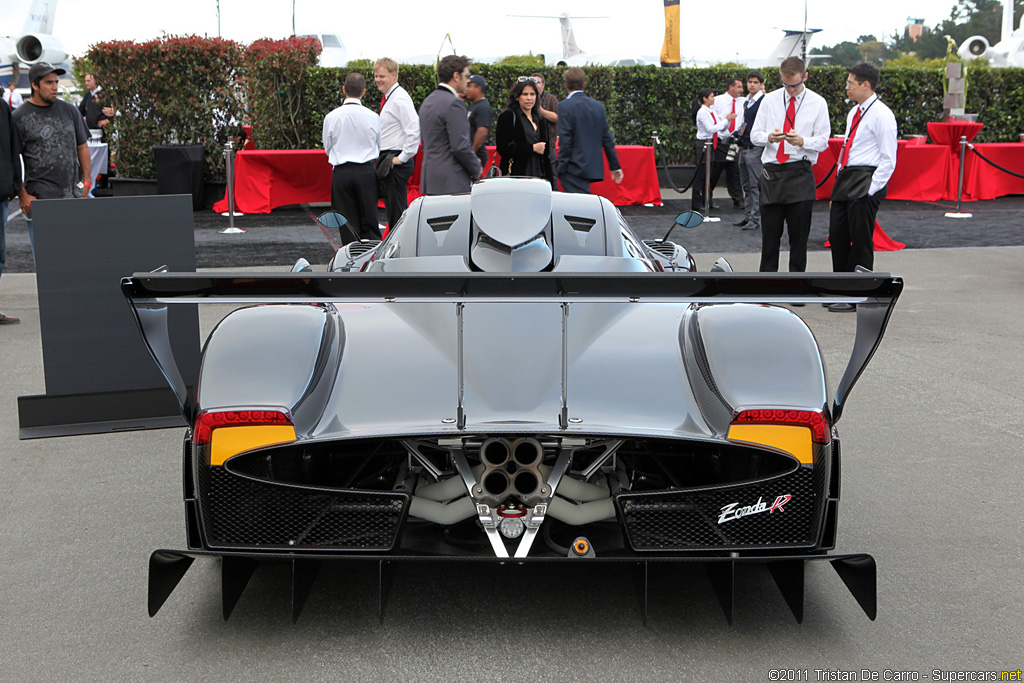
[219, 140, 247, 232]
[944, 134, 973, 219]
[703, 139, 720, 223]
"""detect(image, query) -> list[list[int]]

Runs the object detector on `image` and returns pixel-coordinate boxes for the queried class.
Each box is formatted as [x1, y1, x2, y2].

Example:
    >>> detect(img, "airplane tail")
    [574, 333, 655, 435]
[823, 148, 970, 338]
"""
[23, 0, 58, 35]
[765, 29, 820, 65]
[558, 15, 583, 58]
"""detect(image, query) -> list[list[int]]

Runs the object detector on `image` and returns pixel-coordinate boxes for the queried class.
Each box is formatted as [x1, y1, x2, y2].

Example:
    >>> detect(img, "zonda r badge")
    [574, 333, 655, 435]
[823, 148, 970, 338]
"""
[718, 495, 792, 524]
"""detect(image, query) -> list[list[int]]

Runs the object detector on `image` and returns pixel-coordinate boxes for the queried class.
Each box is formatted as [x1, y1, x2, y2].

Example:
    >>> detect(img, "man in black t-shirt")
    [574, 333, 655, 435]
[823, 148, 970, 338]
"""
[466, 74, 493, 171]
[13, 62, 90, 253]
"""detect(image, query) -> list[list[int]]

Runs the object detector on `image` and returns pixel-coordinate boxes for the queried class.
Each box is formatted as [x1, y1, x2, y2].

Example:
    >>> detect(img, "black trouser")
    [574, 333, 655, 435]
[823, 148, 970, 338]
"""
[559, 172, 593, 194]
[380, 151, 414, 229]
[719, 139, 744, 205]
[829, 186, 886, 272]
[759, 200, 814, 272]
[331, 162, 381, 244]
[691, 143, 724, 212]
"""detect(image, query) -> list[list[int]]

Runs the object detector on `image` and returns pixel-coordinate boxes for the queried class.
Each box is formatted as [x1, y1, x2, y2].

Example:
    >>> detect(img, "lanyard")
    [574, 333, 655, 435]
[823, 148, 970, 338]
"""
[840, 98, 879, 162]
[784, 92, 805, 130]
[847, 98, 878, 139]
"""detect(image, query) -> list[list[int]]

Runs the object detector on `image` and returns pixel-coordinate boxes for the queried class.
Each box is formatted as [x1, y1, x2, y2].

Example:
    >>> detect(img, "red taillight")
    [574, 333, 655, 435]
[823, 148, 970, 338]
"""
[193, 408, 293, 445]
[731, 408, 829, 444]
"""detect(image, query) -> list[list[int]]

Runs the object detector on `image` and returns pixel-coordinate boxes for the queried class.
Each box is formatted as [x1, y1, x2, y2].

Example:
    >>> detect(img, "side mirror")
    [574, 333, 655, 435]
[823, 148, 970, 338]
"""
[318, 210, 363, 243]
[674, 211, 705, 229]
[658, 210, 705, 243]
[317, 211, 348, 230]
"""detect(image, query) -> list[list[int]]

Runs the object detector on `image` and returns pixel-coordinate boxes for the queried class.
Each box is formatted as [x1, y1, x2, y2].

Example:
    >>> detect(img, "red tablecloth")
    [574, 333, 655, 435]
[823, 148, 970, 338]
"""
[961, 142, 1024, 200]
[213, 144, 661, 214]
[927, 121, 984, 150]
[927, 122, 984, 200]
[571, 144, 662, 206]
[813, 138, 947, 202]
[825, 221, 905, 252]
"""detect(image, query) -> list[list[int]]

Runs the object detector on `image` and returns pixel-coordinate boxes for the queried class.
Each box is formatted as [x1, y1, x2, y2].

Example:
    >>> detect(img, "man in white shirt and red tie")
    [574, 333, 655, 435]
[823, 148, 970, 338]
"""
[750, 56, 831, 275]
[4, 82, 23, 110]
[713, 77, 745, 209]
[827, 63, 898, 312]
[323, 73, 382, 244]
[373, 57, 420, 231]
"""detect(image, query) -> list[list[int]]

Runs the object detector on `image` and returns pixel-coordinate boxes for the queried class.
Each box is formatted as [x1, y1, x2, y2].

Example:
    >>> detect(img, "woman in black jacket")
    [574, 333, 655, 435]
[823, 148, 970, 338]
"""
[495, 78, 553, 183]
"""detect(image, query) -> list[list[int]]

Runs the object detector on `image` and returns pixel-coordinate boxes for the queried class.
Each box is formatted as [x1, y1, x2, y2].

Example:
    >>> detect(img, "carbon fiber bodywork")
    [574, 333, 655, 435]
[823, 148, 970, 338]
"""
[125, 179, 900, 621]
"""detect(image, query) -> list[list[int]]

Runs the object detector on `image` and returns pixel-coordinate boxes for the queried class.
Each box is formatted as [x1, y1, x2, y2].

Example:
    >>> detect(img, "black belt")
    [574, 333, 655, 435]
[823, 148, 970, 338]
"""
[334, 161, 373, 168]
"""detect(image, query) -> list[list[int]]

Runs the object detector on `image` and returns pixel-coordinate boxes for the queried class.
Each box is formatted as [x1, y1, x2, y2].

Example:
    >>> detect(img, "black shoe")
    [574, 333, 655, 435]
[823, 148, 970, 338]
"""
[0, 313, 21, 325]
[827, 303, 856, 313]
[734, 219, 749, 227]
[733, 201, 744, 209]
[708, 203, 718, 210]
[742, 224, 758, 231]
[791, 303, 805, 307]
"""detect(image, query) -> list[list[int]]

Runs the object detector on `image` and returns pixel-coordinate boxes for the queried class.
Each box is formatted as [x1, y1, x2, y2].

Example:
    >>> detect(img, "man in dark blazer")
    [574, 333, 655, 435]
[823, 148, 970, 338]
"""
[418, 55, 481, 195]
[555, 67, 623, 194]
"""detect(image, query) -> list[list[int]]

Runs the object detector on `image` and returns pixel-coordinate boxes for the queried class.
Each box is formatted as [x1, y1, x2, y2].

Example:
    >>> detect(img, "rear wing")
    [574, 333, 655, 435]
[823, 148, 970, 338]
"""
[122, 271, 902, 424]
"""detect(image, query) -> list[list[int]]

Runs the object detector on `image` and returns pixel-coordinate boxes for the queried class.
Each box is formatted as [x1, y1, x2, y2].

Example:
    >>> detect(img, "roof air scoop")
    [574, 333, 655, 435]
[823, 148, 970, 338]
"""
[470, 178, 553, 272]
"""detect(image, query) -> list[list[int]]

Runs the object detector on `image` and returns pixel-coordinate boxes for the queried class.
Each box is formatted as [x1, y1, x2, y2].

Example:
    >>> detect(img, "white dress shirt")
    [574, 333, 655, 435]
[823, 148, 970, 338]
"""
[4, 89, 23, 109]
[750, 86, 831, 165]
[695, 104, 731, 141]
[379, 83, 420, 164]
[322, 98, 381, 166]
[713, 94, 743, 138]
[840, 94, 898, 195]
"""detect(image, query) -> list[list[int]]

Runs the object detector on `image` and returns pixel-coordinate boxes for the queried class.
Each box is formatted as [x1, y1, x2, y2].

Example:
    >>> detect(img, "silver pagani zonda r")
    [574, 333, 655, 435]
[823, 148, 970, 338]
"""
[124, 178, 901, 623]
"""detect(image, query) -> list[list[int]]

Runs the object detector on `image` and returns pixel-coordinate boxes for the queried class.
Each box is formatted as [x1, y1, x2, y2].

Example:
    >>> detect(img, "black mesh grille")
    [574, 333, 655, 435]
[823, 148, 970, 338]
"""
[427, 215, 459, 233]
[348, 240, 381, 257]
[565, 215, 597, 232]
[200, 467, 407, 551]
[643, 240, 676, 259]
[616, 466, 819, 551]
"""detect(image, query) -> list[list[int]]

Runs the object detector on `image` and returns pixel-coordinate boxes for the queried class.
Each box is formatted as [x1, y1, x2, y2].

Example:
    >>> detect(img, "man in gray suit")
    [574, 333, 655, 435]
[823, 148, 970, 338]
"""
[555, 67, 623, 194]
[418, 55, 481, 195]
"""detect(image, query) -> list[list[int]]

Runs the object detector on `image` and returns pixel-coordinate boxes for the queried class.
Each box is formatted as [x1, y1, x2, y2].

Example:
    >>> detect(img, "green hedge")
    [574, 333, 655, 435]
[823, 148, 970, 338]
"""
[84, 39, 1024, 177]
[296, 65, 982, 164]
[87, 36, 246, 181]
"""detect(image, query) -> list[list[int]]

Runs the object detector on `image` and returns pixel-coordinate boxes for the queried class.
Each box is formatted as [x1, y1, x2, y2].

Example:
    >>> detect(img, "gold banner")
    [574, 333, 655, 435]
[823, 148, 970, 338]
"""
[661, 0, 681, 67]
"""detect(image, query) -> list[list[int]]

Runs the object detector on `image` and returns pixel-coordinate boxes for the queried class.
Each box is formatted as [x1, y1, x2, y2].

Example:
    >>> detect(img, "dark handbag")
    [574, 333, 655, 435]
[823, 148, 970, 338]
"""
[830, 165, 876, 201]
[759, 160, 815, 205]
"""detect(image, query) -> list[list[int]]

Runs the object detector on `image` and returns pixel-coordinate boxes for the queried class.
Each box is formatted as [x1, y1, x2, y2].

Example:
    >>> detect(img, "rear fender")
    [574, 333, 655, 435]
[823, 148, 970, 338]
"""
[196, 304, 343, 435]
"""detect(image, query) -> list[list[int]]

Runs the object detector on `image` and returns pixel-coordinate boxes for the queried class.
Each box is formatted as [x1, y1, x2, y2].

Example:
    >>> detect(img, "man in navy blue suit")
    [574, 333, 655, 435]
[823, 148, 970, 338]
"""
[555, 68, 623, 194]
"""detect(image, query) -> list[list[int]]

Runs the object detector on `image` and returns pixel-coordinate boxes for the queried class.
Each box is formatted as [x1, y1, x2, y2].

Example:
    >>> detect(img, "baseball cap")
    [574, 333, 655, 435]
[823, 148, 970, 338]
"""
[28, 62, 67, 82]
[468, 74, 487, 90]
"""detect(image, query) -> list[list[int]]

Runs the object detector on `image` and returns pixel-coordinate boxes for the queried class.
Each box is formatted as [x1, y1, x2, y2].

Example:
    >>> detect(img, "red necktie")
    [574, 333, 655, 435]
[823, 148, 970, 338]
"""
[729, 99, 736, 133]
[840, 107, 862, 168]
[711, 112, 719, 149]
[380, 94, 386, 111]
[777, 96, 796, 163]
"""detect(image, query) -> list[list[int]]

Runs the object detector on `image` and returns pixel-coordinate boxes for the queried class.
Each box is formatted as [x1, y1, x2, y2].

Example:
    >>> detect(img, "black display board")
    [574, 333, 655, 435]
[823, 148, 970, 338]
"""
[154, 145, 205, 210]
[18, 195, 200, 439]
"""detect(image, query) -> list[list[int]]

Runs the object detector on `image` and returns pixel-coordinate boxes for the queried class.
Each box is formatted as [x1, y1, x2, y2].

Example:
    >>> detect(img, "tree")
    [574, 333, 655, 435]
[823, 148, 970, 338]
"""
[811, 35, 894, 66]
[888, 0, 1024, 59]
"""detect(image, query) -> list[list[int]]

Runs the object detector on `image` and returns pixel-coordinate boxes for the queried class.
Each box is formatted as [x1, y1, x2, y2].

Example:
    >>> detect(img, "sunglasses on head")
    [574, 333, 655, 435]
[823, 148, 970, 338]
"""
[518, 76, 538, 84]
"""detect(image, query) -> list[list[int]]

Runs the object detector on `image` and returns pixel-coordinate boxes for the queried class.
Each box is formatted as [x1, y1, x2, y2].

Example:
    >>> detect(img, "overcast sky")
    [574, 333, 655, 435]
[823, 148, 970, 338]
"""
[3, 0, 959, 66]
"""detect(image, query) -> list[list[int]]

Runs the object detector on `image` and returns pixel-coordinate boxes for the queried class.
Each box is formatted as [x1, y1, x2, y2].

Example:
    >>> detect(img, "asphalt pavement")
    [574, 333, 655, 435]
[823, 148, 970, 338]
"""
[0, 194, 1022, 681]
[3, 191, 1024, 272]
